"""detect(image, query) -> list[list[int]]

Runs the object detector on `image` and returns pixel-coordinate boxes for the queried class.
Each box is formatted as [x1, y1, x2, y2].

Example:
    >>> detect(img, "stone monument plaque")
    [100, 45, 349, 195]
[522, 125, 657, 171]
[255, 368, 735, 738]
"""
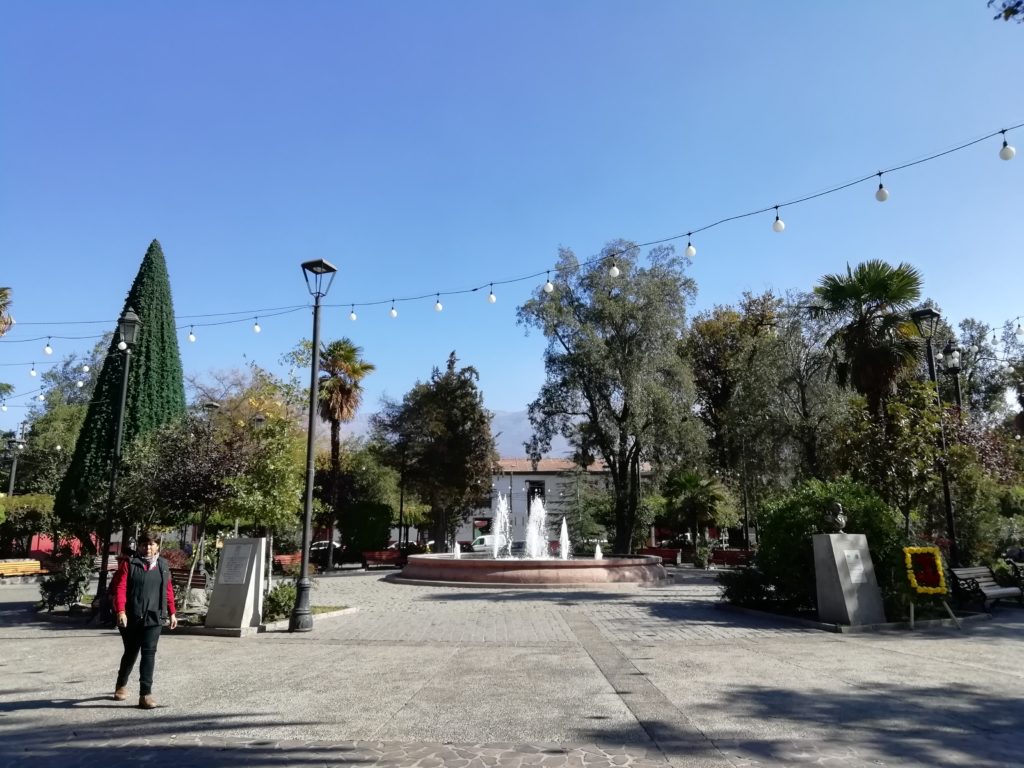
[813, 533, 885, 626]
[205, 537, 266, 634]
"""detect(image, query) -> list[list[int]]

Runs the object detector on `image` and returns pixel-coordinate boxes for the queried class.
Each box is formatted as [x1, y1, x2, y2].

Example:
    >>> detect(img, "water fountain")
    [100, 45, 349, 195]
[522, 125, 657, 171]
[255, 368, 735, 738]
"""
[399, 497, 666, 585]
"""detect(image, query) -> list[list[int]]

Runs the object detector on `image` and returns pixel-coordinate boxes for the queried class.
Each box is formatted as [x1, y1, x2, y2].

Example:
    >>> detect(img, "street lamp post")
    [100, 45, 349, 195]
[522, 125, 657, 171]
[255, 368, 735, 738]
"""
[290, 259, 337, 633]
[911, 307, 960, 568]
[941, 340, 964, 420]
[5, 437, 24, 496]
[96, 307, 142, 606]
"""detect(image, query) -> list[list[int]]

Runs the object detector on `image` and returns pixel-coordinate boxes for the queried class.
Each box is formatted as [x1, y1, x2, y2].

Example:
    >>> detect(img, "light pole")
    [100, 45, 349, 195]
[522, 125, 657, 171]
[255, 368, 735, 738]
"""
[5, 437, 24, 496]
[941, 340, 964, 419]
[291, 259, 337, 633]
[911, 307, 959, 568]
[96, 306, 142, 604]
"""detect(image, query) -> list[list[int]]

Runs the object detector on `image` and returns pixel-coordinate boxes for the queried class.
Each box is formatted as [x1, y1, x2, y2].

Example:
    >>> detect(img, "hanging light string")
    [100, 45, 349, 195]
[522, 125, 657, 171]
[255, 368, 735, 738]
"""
[0, 121, 1020, 337]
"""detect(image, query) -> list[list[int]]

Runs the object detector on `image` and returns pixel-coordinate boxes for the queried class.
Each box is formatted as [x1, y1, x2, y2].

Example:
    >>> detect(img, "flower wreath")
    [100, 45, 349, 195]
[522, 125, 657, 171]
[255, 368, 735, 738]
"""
[903, 546, 947, 595]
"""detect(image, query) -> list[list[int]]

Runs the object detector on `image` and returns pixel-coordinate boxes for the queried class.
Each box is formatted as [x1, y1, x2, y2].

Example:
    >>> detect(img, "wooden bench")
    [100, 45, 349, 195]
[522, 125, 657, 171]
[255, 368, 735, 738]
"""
[362, 550, 401, 569]
[637, 547, 682, 566]
[169, 567, 209, 593]
[950, 565, 1023, 609]
[711, 549, 754, 567]
[0, 559, 43, 577]
[272, 553, 302, 573]
[93, 555, 119, 572]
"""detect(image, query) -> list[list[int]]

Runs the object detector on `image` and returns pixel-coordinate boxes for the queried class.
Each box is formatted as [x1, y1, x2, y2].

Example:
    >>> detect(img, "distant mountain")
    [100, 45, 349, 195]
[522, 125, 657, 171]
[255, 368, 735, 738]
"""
[344, 409, 569, 459]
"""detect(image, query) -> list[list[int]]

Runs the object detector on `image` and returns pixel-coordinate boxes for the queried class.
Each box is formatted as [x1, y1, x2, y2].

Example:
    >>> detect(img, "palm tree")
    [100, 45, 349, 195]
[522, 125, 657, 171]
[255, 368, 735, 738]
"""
[317, 339, 376, 549]
[0, 287, 12, 336]
[662, 470, 730, 539]
[810, 260, 923, 416]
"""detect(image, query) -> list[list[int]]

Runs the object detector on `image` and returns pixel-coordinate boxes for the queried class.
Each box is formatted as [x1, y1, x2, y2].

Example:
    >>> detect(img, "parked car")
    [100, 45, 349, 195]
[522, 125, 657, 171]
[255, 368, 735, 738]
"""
[309, 540, 343, 566]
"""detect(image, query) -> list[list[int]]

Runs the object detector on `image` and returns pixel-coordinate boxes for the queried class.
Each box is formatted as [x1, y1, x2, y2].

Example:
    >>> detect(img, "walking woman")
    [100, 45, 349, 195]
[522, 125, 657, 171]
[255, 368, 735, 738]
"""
[109, 530, 177, 708]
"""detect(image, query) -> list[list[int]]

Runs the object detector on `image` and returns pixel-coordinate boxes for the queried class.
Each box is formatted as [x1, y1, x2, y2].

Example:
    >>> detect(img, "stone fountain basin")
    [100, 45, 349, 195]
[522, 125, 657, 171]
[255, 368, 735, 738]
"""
[399, 553, 667, 585]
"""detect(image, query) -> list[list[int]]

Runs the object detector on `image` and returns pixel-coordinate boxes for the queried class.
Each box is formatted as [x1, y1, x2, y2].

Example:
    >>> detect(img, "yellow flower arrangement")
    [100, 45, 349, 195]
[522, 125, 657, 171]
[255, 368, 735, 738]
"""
[903, 546, 947, 595]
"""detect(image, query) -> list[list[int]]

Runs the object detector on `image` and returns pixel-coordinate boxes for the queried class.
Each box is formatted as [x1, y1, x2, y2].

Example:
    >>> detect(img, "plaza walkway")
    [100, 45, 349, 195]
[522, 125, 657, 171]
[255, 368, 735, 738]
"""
[1, 568, 1023, 767]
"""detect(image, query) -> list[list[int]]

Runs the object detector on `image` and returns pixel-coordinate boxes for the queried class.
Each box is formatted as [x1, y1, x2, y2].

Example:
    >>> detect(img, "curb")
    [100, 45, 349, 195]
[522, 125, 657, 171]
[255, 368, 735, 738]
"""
[717, 601, 991, 632]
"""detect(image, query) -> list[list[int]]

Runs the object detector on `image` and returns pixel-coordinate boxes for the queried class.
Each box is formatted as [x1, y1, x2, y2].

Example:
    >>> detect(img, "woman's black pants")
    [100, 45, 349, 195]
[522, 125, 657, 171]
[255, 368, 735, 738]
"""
[116, 623, 162, 695]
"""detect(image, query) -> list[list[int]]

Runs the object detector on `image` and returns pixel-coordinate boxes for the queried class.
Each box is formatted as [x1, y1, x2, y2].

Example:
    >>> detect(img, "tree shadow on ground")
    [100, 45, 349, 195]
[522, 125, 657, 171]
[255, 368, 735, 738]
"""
[582, 679, 1024, 767]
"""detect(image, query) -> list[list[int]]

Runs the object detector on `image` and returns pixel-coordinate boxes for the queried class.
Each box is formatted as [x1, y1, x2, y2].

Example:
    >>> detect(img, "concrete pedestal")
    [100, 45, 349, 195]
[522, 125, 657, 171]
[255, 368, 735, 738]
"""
[205, 537, 266, 631]
[813, 533, 886, 626]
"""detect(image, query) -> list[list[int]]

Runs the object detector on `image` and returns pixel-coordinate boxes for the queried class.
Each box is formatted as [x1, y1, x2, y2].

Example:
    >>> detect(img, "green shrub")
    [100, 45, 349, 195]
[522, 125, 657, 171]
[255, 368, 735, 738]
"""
[693, 543, 711, 569]
[39, 554, 94, 610]
[718, 566, 770, 605]
[263, 581, 297, 622]
[750, 478, 905, 613]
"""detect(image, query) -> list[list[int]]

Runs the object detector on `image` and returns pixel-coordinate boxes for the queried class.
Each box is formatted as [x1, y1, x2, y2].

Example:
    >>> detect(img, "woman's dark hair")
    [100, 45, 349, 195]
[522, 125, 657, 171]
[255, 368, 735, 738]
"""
[137, 530, 161, 547]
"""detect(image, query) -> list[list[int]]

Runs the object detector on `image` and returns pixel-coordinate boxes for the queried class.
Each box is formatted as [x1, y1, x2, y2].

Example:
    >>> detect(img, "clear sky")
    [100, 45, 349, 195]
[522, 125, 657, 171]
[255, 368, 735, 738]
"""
[0, 2, 1021, 439]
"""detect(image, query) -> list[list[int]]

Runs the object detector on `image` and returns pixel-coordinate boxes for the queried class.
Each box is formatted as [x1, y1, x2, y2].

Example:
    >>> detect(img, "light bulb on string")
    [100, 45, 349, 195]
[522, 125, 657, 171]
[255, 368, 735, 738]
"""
[0, 403, 6, 412]
[874, 172, 889, 202]
[30, 363, 37, 377]
[389, 301, 398, 319]
[252, 317, 261, 334]
[999, 130, 1016, 161]
[543, 272, 554, 294]
[349, 306, 357, 321]
[488, 284, 496, 304]
[187, 326, 196, 343]
[1015, 323, 1023, 337]
[608, 260, 620, 278]
[772, 206, 785, 233]
[44, 338, 53, 355]
[969, 344, 979, 354]
[76, 380, 84, 388]
[685, 234, 696, 258]
[37, 393, 45, 401]
[434, 294, 443, 312]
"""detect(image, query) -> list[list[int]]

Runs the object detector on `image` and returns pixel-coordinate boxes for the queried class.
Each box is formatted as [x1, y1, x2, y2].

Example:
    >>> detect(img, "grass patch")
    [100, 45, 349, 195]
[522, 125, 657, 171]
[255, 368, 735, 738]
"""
[312, 605, 346, 614]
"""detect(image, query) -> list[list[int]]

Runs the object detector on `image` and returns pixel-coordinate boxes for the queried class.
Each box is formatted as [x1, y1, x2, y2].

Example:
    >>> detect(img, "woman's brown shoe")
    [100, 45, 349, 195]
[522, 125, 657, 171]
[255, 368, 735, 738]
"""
[112, 687, 128, 701]
[138, 695, 156, 709]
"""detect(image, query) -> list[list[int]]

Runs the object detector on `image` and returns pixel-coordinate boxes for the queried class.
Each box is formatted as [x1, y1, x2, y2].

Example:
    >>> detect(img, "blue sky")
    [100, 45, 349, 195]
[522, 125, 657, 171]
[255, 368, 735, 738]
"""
[0, 2, 1021, 441]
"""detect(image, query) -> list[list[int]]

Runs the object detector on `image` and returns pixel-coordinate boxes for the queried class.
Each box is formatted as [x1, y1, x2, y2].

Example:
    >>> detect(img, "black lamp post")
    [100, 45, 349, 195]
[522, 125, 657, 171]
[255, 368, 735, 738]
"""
[941, 340, 964, 419]
[5, 437, 24, 496]
[96, 306, 142, 603]
[290, 259, 337, 633]
[910, 307, 959, 568]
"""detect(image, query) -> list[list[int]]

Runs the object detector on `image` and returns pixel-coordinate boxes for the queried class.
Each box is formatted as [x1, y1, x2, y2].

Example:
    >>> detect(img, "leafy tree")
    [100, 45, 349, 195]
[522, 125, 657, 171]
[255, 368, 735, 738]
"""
[372, 352, 496, 551]
[0, 494, 54, 557]
[658, 470, 738, 538]
[334, 442, 400, 554]
[0, 286, 12, 336]
[989, 0, 1023, 22]
[517, 241, 702, 553]
[317, 338, 375, 535]
[810, 260, 924, 417]
[54, 240, 187, 558]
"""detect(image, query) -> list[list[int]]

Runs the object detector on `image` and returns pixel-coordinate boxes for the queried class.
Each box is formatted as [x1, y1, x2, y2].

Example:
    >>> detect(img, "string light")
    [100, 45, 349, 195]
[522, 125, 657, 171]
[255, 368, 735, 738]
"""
[772, 206, 785, 233]
[30, 364, 36, 377]
[349, 306, 357, 321]
[875, 172, 889, 202]
[81, 364, 89, 373]
[0, 402, 6, 412]
[434, 294, 443, 312]
[43, 338, 53, 355]
[685, 235, 696, 258]
[252, 318, 261, 334]
[187, 326, 196, 343]
[117, 340, 127, 350]
[488, 284, 497, 304]
[389, 301, 398, 319]
[1015, 322, 1024, 337]
[608, 261, 620, 278]
[543, 272, 554, 294]
[37, 392, 45, 401]
[76, 380, 84, 388]
[1000, 130, 1016, 161]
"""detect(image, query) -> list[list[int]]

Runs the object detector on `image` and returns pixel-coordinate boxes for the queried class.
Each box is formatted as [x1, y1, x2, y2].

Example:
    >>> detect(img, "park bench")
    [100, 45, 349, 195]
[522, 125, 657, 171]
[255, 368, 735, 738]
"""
[637, 547, 682, 565]
[362, 550, 401, 569]
[272, 552, 302, 573]
[711, 549, 754, 567]
[169, 567, 209, 594]
[93, 555, 119, 572]
[0, 559, 43, 577]
[950, 565, 1023, 609]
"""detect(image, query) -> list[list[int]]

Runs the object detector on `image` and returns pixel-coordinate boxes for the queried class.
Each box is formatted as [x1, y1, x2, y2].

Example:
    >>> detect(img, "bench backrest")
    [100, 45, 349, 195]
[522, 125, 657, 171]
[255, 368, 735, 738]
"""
[951, 567, 1000, 589]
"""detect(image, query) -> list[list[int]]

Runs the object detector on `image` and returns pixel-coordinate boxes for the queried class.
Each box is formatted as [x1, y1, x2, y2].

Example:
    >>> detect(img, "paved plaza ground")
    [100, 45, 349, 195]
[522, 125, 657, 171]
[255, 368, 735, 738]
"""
[1, 567, 1023, 767]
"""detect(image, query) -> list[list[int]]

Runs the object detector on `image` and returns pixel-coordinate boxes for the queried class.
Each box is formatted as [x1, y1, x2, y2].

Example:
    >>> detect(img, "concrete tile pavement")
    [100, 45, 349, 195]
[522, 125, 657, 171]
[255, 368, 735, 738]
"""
[1, 569, 1023, 767]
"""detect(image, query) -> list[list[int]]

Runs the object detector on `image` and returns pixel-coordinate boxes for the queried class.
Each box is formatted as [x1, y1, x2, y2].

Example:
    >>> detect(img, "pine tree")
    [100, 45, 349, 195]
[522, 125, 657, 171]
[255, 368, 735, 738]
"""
[55, 240, 186, 549]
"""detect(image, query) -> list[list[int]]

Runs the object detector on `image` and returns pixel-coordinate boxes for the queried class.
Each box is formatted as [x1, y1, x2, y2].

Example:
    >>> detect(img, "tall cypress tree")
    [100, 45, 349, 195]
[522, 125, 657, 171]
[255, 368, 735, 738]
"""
[55, 240, 186, 549]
